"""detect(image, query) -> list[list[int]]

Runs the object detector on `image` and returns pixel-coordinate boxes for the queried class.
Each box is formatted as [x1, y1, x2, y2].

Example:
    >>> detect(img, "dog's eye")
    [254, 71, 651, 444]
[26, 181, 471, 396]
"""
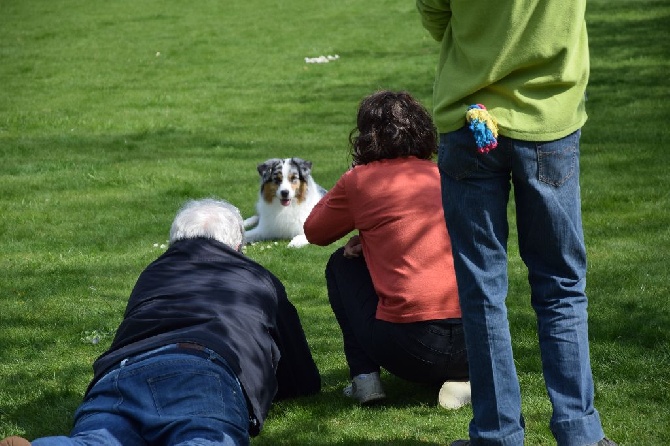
[290, 175, 300, 184]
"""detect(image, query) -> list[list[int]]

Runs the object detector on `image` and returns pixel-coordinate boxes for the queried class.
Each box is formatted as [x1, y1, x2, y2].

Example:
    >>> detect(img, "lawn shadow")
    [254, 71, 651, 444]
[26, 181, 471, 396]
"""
[253, 368, 461, 445]
[1, 365, 88, 439]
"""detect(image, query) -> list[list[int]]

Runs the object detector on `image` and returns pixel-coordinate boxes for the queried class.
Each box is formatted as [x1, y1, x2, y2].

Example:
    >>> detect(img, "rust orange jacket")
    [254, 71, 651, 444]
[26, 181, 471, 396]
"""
[304, 157, 461, 323]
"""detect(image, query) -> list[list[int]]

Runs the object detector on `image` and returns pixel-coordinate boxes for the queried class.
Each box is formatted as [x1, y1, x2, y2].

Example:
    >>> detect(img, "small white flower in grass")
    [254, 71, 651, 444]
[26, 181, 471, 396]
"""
[305, 54, 340, 64]
[81, 329, 112, 345]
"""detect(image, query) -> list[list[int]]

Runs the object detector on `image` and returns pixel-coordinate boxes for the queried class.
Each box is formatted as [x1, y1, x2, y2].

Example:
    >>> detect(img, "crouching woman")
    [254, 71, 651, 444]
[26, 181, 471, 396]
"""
[304, 90, 470, 408]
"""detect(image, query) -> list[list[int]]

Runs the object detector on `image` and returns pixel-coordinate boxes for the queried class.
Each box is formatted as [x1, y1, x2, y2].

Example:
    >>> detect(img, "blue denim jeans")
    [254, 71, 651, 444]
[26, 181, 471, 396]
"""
[438, 128, 605, 446]
[32, 345, 249, 446]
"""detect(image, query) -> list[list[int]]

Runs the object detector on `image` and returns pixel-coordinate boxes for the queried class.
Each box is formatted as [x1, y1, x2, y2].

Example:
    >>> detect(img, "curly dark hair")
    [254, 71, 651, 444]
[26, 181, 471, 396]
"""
[349, 90, 437, 166]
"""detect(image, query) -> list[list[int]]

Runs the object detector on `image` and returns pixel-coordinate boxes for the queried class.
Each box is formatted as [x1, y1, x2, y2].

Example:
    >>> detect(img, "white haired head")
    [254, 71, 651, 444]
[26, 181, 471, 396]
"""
[169, 198, 245, 250]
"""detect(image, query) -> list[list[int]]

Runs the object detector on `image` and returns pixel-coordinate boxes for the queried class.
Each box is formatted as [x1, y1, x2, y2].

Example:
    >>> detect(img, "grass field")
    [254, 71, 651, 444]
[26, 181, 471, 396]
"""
[1, 0, 669, 444]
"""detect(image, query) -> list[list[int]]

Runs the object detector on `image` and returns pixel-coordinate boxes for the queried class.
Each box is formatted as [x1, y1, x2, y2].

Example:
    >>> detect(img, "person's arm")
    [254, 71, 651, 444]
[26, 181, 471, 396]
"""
[416, 0, 451, 42]
[272, 279, 321, 400]
[342, 235, 362, 258]
[303, 175, 355, 246]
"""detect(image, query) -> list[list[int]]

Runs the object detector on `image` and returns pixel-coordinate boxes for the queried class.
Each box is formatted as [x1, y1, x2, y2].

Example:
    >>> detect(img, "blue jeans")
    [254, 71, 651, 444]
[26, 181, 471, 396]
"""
[32, 345, 250, 446]
[438, 128, 605, 446]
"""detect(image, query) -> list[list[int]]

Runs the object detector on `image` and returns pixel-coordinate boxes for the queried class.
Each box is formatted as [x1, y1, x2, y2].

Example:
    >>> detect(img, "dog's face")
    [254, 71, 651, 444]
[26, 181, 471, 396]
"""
[257, 158, 313, 206]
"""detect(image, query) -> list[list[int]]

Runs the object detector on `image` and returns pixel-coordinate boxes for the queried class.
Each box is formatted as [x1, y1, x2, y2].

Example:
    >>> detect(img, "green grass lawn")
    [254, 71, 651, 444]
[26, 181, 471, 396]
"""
[1, 0, 669, 444]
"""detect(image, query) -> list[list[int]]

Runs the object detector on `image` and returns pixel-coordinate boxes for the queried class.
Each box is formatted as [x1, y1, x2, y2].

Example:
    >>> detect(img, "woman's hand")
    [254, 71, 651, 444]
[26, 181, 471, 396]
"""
[343, 235, 362, 258]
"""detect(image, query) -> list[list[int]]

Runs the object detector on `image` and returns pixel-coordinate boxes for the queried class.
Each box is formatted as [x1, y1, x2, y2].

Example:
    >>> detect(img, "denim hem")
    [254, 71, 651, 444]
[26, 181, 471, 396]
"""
[550, 409, 604, 446]
[469, 429, 525, 446]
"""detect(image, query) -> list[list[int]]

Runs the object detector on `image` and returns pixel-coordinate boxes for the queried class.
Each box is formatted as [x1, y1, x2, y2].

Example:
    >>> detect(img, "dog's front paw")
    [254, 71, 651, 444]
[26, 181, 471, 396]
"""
[287, 234, 309, 248]
[243, 216, 259, 229]
[244, 228, 262, 244]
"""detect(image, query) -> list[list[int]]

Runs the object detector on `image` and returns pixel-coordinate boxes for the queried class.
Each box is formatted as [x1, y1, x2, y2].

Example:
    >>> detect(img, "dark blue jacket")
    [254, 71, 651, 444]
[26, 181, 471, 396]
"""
[89, 237, 320, 435]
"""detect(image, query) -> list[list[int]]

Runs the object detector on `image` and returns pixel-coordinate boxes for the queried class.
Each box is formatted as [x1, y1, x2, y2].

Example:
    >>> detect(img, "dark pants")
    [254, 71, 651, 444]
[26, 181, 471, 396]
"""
[325, 247, 468, 383]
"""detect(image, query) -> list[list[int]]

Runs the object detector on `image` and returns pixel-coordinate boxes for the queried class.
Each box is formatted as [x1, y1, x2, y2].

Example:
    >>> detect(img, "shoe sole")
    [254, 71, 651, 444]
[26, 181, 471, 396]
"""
[359, 392, 386, 405]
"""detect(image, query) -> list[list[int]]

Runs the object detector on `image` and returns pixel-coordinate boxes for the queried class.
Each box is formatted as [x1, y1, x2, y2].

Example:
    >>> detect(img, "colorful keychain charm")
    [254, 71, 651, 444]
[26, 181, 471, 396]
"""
[466, 104, 499, 153]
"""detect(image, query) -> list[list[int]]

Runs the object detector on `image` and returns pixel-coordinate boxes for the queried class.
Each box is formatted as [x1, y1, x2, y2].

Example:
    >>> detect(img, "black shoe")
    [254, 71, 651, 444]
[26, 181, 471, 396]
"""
[449, 441, 469, 446]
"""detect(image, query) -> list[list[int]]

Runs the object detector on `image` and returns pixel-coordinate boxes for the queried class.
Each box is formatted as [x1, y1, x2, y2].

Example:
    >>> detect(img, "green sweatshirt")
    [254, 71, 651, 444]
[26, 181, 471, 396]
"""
[416, 0, 589, 141]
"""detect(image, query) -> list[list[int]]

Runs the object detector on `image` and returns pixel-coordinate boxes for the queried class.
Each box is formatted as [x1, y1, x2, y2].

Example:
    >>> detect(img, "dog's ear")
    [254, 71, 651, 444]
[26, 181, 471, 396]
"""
[291, 158, 313, 179]
[257, 159, 282, 179]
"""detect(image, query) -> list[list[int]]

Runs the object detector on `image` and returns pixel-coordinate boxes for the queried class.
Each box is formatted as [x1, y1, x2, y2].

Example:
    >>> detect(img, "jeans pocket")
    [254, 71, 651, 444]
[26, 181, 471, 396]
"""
[148, 368, 247, 429]
[537, 130, 580, 187]
[407, 321, 459, 356]
[438, 128, 479, 180]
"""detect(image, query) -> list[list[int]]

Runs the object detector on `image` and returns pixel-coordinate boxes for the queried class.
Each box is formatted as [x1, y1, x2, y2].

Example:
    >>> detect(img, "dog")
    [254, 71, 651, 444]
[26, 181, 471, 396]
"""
[244, 157, 326, 248]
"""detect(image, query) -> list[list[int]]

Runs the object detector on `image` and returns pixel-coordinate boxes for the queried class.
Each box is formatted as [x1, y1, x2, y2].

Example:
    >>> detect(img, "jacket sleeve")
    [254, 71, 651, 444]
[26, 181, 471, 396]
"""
[272, 279, 321, 400]
[416, 0, 451, 42]
[303, 174, 355, 246]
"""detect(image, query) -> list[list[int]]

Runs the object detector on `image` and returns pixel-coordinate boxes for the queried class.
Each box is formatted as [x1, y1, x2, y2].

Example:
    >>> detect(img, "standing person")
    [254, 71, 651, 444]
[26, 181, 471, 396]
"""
[416, 1, 616, 446]
[304, 90, 470, 409]
[1, 198, 320, 446]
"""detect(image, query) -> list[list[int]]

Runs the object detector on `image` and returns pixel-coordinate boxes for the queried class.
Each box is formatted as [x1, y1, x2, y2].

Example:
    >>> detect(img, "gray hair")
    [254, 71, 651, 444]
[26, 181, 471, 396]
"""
[169, 198, 245, 249]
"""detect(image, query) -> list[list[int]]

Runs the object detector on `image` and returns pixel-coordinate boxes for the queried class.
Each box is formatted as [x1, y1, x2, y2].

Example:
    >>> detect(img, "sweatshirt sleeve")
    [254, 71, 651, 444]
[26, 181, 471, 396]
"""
[416, 0, 451, 42]
[303, 174, 355, 246]
[273, 288, 321, 400]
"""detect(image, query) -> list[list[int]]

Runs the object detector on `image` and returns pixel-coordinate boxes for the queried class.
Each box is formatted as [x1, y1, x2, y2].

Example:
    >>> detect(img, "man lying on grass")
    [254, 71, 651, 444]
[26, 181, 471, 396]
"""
[1, 198, 320, 446]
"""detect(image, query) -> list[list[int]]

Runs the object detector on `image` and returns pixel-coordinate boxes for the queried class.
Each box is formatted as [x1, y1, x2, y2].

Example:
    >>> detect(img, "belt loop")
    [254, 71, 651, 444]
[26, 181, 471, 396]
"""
[208, 349, 218, 363]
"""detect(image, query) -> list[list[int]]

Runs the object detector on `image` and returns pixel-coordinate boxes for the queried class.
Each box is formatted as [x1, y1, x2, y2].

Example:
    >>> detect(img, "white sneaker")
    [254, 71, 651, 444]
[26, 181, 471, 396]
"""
[438, 380, 471, 409]
[343, 372, 386, 404]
